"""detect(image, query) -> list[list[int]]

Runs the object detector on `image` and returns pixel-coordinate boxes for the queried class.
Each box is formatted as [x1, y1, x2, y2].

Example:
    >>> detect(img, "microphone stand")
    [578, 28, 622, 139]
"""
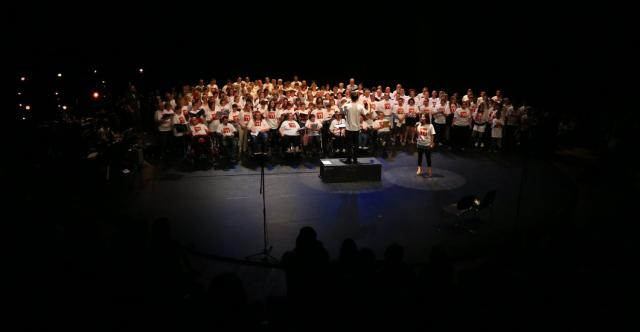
[245, 148, 278, 264]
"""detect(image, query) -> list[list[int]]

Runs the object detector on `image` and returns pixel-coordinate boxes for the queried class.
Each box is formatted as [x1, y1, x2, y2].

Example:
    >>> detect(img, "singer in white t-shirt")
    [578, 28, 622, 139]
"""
[416, 114, 436, 176]
[249, 112, 270, 154]
[329, 112, 347, 154]
[217, 115, 237, 161]
[305, 113, 323, 156]
[372, 111, 391, 157]
[280, 113, 302, 152]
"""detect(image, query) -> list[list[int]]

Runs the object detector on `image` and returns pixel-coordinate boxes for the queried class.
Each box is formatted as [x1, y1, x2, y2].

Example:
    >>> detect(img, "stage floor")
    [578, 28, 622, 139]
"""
[121, 149, 577, 263]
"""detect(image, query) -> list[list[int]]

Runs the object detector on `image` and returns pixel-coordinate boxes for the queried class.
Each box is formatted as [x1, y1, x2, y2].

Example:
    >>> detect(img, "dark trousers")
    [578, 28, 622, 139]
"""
[222, 136, 236, 159]
[434, 122, 447, 145]
[307, 135, 321, 154]
[283, 135, 300, 149]
[505, 125, 518, 152]
[251, 132, 269, 153]
[174, 135, 186, 159]
[346, 130, 359, 162]
[417, 147, 432, 167]
[452, 125, 470, 149]
[375, 131, 391, 155]
[159, 131, 172, 157]
[321, 120, 331, 154]
[269, 128, 279, 150]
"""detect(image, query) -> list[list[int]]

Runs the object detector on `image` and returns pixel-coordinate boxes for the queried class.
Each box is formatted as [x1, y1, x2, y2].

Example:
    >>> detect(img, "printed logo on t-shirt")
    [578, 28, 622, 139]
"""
[316, 112, 323, 119]
[244, 115, 250, 122]
[288, 122, 296, 128]
[461, 112, 468, 117]
[223, 127, 230, 134]
[384, 103, 391, 110]
[255, 120, 262, 126]
[268, 112, 276, 119]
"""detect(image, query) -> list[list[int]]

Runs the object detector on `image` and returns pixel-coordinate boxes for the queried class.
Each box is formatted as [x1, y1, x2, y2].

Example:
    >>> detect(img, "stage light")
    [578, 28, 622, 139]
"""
[25, 105, 31, 110]
[101, 80, 106, 84]
[62, 105, 67, 110]
[139, 68, 144, 73]
[57, 73, 62, 78]
[20, 76, 26, 81]
[93, 69, 98, 74]
[17, 92, 21, 96]
[19, 104, 22, 107]
[54, 92, 59, 96]
[23, 117, 26, 120]
[92, 92, 100, 99]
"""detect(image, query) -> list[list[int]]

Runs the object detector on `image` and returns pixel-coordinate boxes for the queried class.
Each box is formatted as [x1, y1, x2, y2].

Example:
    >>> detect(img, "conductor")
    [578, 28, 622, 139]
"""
[343, 91, 368, 164]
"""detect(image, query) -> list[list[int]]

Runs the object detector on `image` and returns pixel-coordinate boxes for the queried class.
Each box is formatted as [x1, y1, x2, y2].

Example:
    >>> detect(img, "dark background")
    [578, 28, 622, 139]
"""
[5, 4, 638, 330]
[8, 4, 632, 114]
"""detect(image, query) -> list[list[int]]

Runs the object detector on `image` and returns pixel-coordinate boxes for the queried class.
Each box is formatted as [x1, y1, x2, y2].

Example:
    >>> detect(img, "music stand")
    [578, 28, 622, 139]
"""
[246, 152, 279, 263]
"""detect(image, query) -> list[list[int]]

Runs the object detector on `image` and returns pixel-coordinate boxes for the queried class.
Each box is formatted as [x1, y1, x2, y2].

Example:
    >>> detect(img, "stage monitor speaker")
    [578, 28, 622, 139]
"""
[319, 158, 382, 183]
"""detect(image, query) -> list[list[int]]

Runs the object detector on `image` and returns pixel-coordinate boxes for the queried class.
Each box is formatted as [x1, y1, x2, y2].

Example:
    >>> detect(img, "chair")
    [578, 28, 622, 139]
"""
[441, 195, 481, 233]
[476, 190, 497, 218]
[442, 195, 477, 217]
[189, 135, 214, 165]
[324, 135, 338, 157]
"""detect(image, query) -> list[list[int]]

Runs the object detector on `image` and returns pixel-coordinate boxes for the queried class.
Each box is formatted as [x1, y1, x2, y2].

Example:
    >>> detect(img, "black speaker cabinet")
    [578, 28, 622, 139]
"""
[319, 158, 382, 183]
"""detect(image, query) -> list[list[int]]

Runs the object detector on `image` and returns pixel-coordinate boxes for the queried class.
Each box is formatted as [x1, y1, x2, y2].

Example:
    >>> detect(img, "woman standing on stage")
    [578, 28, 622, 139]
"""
[416, 114, 436, 177]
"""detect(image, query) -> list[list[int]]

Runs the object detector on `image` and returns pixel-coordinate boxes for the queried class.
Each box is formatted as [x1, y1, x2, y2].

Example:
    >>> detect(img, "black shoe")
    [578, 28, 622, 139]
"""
[342, 159, 352, 164]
